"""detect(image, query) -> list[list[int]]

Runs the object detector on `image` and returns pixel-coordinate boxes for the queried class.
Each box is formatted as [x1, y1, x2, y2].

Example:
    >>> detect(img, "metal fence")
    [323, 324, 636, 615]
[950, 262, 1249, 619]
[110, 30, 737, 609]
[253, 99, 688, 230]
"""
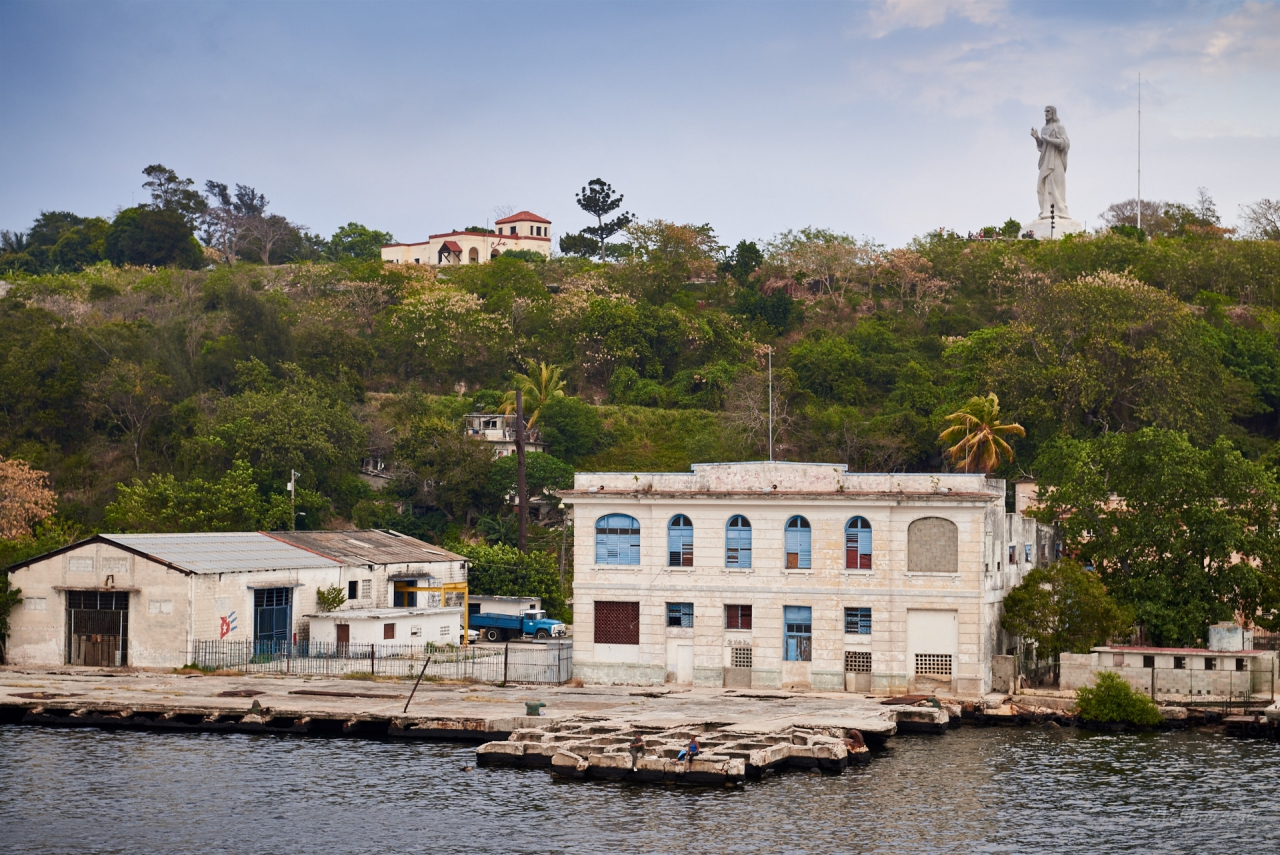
[190, 639, 573, 684]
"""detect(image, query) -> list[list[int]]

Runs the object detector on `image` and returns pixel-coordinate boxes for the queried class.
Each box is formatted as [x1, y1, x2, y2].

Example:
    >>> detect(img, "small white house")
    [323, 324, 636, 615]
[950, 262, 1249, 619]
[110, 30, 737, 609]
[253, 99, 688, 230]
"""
[307, 607, 464, 647]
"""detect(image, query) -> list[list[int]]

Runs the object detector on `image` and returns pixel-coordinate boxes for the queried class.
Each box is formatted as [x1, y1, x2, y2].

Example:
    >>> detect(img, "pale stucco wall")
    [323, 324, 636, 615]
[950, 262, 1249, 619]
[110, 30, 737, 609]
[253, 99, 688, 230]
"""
[567, 462, 1025, 697]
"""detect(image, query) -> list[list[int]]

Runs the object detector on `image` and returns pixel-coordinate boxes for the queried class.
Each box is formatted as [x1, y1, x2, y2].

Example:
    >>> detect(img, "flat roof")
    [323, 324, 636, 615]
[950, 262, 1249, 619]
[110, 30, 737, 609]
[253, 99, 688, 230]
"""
[306, 607, 462, 620]
[1098, 646, 1272, 656]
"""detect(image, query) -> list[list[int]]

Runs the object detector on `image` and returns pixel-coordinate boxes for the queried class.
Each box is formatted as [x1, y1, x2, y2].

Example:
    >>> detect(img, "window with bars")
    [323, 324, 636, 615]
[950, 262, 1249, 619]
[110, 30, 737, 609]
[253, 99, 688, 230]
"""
[725, 604, 752, 630]
[844, 607, 871, 635]
[596, 514, 641, 565]
[731, 647, 753, 669]
[668, 515, 693, 567]
[593, 601, 640, 645]
[784, 605, 812, 661]
[915, 653, 952, 676]
[667, 602, 694, 628]
[845, 517, 872, 570]
[785, 516, 812, 569]
[844, 650, 871, 673]
[726, 515, 752, 568]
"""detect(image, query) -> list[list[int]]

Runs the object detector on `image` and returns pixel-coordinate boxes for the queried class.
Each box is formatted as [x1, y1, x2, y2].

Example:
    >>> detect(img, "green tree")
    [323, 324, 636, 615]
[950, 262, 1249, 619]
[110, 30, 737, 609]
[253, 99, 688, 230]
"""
[939, 392, 1025, 473]
[451, 541, 568, 621]
[1075, 671, 1162, 727]
[1000, 218, 1021, 238]
[558, 232, 600, 258]
[105, 460, 266, 532]
[393, 416, 496, 520]
[104, 206, 203, 268]
[1001, 560, 1133, 658]
[536, 396, 607, 464]
[486, 451, 575, 507]
[949, 271, 1242, 445]
[0, 571, 20, 660]
[499, 360, 566, 428]
[574, 178, 634, 262]
[718, 240, 764, 287]
[1032, 428, 1280, 645]
[327, 223, 394, 260]
[141, 164, 208, 226]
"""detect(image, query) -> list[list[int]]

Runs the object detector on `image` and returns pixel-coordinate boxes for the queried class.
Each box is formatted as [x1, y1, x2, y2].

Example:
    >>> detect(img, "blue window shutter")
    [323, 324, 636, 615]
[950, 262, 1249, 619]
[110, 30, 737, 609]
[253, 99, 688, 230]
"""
[860, 528, 873, 556]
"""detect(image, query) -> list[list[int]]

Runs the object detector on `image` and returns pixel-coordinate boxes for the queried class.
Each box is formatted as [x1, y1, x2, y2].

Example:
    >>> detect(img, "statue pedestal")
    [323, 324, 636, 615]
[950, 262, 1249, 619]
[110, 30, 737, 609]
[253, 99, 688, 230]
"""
[1025, 214, 1084, 240]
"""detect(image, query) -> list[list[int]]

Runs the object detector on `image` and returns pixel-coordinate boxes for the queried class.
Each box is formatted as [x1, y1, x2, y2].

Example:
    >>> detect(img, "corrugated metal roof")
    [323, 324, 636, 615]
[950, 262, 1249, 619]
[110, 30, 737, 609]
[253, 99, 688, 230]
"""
[100, 532, 343, 574]
[267, 530, 464, 566]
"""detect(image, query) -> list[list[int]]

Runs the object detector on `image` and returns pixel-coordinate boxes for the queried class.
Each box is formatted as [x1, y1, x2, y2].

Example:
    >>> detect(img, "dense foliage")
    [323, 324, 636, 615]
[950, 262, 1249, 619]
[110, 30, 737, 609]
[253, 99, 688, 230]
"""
[1001, 561, 1134, 657]
[3, 172, 1280, 641]
[1075, 671, 1163, 727]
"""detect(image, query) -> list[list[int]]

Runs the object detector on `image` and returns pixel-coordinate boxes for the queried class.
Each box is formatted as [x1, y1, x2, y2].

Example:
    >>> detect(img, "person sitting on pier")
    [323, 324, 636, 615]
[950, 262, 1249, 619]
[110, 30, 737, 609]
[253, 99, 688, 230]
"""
[676, 737, 701, 762]
[629, 733, 646, 764]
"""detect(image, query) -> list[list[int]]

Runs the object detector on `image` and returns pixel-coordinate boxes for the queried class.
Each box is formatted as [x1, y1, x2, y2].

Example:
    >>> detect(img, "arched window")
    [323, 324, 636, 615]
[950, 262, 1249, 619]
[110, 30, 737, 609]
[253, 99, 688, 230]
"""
[596, 514, 641, 565]
[668, 515, 693, 567]
[907, 517, 958, 573]
[785, 516, 811, 569]
[846, 517, 872, 570]
[468, 247, 480, 263]
[725, 515, 752, 568]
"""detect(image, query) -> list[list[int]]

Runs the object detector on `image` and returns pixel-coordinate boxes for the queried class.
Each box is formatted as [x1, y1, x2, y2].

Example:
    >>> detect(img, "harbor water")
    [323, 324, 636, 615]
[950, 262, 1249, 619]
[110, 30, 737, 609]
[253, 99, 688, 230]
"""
[2, 724, 1277, 853]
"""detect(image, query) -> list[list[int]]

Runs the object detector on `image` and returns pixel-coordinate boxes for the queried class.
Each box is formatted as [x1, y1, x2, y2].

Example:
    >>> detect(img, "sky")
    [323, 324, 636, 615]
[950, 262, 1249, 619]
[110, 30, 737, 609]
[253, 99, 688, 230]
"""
[2, 0, 1279, 249]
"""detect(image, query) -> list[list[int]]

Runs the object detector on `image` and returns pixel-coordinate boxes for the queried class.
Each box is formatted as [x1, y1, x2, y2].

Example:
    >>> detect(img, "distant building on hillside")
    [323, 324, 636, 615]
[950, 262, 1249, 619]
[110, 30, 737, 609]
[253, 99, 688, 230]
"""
[464, 413, 547, 457]
[381, 211, 552, 265]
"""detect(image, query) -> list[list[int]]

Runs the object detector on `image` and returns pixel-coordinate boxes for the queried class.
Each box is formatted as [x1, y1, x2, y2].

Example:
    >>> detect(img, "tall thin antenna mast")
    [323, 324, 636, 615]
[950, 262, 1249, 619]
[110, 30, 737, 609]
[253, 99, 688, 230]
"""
[767, 347, 774, 462]
[1137, 73, 1142, 233]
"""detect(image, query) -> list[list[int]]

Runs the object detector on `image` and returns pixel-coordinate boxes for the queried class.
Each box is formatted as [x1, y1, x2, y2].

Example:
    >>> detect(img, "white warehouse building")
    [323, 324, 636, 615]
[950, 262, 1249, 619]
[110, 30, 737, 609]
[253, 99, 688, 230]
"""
[563, 462, 1056, 697]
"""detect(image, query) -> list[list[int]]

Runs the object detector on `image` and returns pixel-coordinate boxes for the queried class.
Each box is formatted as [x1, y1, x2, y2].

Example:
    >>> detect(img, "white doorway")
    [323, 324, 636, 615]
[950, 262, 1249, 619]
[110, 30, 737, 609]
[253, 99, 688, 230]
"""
[676, 644, 694, 685]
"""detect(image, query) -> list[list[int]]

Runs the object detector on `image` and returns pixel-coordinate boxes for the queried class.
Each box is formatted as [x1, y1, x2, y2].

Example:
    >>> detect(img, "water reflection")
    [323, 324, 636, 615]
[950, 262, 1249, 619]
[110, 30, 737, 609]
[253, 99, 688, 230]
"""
[1, 725, 1277, 854]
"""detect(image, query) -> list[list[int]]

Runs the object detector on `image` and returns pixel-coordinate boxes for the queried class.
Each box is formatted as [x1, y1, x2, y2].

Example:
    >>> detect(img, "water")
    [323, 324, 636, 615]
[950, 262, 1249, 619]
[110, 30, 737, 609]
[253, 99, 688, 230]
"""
[1, 724, 1277, 854]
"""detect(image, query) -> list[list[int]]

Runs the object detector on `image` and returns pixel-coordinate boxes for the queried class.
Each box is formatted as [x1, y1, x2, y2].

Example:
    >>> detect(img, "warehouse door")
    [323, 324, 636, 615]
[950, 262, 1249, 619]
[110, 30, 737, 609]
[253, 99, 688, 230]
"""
[66, 591, 130, 667]
[254, 587, 293, 653]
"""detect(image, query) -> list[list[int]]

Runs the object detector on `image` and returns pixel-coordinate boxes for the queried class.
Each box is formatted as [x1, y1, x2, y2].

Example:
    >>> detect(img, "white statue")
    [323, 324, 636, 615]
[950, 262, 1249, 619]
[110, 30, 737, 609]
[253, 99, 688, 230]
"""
[1025, 105, 1083, 238]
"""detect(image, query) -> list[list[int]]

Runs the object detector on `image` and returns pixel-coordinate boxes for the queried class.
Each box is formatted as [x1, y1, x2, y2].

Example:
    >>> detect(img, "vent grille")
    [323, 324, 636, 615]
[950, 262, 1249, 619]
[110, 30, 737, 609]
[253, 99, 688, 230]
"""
[915, 653, 952, 676]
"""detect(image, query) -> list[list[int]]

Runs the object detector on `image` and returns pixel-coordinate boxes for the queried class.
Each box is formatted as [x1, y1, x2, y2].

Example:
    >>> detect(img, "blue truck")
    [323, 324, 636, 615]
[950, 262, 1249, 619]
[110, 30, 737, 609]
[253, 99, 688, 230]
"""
[469, 609, 567, 642]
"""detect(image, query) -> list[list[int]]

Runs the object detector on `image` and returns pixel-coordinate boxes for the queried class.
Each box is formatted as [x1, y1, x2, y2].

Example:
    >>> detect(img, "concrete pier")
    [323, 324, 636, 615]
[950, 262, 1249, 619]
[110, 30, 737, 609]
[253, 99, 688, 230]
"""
[0, 667, 950, 785]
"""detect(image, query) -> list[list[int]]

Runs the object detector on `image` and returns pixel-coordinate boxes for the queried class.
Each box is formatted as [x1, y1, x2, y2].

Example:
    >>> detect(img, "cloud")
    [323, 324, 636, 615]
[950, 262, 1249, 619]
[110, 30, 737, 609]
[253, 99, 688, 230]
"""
[1195, 2, 1280, 70]
[865, 0, 1007, 37]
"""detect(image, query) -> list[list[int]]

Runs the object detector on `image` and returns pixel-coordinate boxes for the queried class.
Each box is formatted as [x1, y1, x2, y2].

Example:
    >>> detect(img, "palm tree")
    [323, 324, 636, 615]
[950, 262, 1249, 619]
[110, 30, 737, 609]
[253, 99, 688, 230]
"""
[939, 393, 1025, 474]
[499, 359, 566, 429]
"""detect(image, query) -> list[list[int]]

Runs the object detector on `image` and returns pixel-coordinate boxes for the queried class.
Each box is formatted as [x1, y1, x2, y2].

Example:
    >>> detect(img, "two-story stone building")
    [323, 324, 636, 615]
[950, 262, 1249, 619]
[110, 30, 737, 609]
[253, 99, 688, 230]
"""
[563, 461, 1055, 697]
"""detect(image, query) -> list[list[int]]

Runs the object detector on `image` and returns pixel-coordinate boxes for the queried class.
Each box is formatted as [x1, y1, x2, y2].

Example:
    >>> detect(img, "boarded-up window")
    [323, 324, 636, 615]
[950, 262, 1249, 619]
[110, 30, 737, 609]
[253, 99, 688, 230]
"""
[593, 601, 639, 645]
[907, 517, 959, 573]
[384, 623, 395, 640]
[725, 604, 752, 630]
[68, 557, 94, 573]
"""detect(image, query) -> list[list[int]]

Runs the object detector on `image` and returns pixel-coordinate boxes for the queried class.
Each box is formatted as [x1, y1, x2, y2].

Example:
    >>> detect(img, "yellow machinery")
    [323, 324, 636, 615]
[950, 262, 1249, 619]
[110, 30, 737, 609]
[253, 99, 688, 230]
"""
[392, 579, 470, 645]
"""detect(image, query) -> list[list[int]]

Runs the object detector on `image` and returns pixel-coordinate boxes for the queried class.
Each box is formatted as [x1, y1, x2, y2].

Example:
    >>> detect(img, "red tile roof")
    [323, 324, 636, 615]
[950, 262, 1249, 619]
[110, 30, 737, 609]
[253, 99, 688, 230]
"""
[427, 230, 551, 243]
[494, 211, 551, 225]
[441, 240, 462, 253]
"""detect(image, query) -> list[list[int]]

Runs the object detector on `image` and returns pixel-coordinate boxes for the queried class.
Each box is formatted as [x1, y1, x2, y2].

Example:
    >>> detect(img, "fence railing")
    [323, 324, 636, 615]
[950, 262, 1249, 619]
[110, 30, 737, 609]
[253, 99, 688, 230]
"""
[191, 639, 573, 684]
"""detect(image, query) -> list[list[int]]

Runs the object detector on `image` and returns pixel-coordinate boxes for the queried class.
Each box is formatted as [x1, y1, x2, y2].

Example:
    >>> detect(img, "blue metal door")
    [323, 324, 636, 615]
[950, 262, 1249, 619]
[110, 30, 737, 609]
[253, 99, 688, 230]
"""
[254, 587, 292, 653]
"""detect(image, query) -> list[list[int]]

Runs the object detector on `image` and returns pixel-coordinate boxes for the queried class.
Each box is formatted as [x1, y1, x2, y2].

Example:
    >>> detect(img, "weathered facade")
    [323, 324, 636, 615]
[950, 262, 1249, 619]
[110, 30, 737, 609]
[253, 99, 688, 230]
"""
[4, 530, 467, 668]
[563, 462, 1055, 697]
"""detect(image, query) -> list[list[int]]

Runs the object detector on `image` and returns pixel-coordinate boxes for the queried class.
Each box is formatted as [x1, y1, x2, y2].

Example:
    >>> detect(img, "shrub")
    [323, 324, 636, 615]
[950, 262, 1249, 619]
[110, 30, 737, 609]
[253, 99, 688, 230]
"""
[1075, 670, 1162, 727]
[315, 584, 346, 612]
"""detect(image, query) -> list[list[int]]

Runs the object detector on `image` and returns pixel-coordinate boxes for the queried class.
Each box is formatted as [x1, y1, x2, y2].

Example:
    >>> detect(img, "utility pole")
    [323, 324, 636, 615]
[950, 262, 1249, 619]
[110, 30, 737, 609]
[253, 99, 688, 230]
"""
[515, 390, 528, 552]
[288, 470, 301, 531]
[767, 347, 774, 462]
[1137, 72, 1142, 233]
